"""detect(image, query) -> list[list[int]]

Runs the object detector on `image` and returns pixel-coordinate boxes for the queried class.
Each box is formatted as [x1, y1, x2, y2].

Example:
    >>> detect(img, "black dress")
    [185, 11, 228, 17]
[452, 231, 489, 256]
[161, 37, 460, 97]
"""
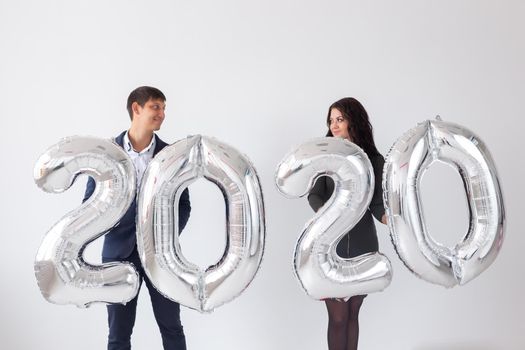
[307, 153, 386, 258]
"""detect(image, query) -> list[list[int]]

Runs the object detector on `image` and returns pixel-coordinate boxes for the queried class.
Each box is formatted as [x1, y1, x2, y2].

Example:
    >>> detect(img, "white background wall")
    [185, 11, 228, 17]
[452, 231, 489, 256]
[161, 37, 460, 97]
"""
[1, 1, 523, 349]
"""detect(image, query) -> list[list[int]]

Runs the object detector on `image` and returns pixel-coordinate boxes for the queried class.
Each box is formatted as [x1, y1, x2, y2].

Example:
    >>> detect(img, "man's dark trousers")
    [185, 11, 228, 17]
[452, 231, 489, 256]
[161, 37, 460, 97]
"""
[103, 248, 186, 350]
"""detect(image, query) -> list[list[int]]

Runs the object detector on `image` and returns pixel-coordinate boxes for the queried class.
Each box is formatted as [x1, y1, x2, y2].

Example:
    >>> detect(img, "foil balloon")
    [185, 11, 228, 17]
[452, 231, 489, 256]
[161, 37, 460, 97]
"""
[137, 135, 265, 312]
[383, 118, 505, 287]
[275, 137, 392, 300]
[34, 136, 139, 307]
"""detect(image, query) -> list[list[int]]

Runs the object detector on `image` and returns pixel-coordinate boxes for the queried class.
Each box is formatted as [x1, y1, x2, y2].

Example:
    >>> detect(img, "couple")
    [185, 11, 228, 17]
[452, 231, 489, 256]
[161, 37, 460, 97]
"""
[87, 86, 385, 350]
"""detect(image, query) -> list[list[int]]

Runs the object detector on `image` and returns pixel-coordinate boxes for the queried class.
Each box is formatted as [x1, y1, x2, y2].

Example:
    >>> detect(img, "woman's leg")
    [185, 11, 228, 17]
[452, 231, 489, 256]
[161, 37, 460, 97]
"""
[346, 295, 366, 350]
[325, 299, 349, 350]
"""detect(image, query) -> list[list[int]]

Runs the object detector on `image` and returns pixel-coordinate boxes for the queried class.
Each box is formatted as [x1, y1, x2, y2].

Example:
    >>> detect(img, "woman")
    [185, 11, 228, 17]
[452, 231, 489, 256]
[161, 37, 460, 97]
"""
[307, 97, 387, 350]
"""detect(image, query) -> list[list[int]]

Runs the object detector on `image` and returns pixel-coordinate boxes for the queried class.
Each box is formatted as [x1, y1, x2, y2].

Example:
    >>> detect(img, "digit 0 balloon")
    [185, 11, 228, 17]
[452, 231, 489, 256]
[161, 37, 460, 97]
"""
[137, 135, 266, 313]
[383, 118, 505, 287]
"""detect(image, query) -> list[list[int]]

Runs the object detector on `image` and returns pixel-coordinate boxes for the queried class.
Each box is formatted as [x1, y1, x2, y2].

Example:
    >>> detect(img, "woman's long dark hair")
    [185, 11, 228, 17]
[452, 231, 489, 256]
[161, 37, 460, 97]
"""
[326, 97, 380, 157]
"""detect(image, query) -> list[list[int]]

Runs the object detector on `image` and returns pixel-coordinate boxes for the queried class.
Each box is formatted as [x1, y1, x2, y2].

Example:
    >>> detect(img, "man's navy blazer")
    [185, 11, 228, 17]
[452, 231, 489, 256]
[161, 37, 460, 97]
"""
[83, 131, 191, 260]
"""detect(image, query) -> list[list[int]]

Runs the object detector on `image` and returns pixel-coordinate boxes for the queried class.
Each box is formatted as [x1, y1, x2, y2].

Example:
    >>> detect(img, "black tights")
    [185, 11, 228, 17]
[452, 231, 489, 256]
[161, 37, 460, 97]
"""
[325, 295, 366, 350]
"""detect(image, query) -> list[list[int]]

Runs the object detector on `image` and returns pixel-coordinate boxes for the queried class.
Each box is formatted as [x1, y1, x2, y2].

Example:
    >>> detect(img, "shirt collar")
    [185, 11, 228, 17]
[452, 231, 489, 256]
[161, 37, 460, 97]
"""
[124, 131, 156, 154]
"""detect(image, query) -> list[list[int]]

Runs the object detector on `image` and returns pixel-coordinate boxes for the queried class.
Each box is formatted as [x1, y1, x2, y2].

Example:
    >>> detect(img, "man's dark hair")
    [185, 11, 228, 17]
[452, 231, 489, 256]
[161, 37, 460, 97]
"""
[126, 86, 166, 120]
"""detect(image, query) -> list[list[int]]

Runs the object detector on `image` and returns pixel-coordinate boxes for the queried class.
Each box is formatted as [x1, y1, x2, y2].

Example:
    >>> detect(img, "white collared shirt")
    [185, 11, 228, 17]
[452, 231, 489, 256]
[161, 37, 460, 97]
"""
[123, 131, 156, 188]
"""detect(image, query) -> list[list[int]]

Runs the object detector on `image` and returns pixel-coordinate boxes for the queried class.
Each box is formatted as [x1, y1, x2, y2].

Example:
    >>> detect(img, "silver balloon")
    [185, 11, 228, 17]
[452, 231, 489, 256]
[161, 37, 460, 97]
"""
[34, 136, 139, 307]
[137, 135, 265, 312]
[383, 118, 505, 287]
[275, 137, 392, 300]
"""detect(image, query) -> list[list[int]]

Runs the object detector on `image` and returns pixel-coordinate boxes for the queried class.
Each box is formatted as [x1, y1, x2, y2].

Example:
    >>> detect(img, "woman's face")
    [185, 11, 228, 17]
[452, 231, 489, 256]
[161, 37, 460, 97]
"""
[329, 108, 350, 140]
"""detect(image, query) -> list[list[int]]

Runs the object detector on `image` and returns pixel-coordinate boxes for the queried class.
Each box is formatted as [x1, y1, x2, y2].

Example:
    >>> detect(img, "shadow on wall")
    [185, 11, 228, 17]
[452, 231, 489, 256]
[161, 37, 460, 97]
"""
[414, 344, 496, 350]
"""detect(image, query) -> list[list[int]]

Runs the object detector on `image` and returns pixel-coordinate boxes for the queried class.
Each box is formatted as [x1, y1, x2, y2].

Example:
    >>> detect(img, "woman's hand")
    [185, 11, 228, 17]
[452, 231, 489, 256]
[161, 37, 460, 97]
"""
[381, 214, 388, 225]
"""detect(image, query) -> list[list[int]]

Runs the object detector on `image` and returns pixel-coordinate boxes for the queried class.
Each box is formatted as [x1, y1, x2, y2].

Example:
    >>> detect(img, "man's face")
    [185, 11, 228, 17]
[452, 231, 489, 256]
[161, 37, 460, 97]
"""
[133, 98, 166, 131]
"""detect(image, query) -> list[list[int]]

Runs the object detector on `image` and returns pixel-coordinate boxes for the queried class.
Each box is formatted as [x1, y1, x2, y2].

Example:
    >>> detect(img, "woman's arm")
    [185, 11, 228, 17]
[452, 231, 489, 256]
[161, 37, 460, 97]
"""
[307, 176, 328, 213]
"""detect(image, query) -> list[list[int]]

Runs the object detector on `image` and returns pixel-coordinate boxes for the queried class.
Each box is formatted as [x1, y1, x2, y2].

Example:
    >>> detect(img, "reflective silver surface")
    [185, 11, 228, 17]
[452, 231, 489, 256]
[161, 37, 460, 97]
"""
[383, 119, 505, 286]
[34, 136, 138, 307]
[137, 135, 265, 312]
[275, 137, 392, 300]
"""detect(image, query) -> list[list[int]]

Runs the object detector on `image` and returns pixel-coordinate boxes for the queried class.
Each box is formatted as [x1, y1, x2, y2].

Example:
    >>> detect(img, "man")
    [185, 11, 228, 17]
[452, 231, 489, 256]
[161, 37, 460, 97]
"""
[83, 86, 191, 350]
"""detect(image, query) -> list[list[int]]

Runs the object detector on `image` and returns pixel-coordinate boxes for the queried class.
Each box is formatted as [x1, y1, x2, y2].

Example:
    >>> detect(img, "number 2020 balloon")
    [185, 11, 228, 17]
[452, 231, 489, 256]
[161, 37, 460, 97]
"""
[34, 119, 504, 308]
[383, 118, 505, 287]
[275, 138, 392, 301]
